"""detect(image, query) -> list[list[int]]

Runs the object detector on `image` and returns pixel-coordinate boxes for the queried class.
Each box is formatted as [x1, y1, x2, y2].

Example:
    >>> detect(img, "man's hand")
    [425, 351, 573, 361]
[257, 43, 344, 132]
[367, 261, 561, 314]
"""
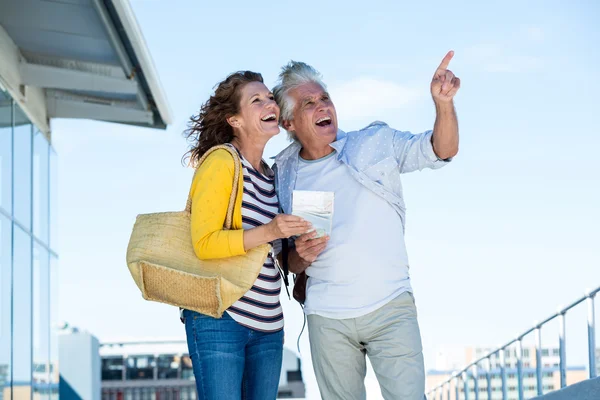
[431, 51, 461, 104]
[288, 231, 329, 274]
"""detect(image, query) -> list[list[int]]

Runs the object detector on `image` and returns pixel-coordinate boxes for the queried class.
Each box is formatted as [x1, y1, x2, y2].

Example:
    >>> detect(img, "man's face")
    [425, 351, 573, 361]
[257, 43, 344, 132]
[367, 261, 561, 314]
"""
[284, 82, 338, 147]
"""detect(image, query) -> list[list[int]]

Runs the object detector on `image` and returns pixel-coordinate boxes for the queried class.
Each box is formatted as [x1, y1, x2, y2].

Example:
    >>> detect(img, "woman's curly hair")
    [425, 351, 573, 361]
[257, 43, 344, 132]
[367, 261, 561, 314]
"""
[183, 71, 264, 167]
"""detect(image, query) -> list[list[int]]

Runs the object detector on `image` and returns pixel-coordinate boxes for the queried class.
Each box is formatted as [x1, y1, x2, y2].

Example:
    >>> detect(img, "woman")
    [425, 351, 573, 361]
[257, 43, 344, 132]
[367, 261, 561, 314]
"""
[181, 71, 310, 400]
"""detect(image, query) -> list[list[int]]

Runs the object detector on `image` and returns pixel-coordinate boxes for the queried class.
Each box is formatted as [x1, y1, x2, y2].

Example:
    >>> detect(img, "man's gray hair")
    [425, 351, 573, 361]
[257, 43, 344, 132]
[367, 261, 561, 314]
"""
[273, 61, 327, 140]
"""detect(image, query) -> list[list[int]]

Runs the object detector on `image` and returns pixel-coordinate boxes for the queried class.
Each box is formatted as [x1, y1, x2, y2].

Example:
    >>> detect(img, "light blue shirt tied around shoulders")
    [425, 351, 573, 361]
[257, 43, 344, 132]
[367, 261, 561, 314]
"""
[274, 121, 450, 228]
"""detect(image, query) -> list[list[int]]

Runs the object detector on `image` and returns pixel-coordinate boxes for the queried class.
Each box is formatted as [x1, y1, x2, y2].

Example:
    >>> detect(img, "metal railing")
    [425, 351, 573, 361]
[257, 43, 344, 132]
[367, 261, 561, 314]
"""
[426, 286, 599, 400]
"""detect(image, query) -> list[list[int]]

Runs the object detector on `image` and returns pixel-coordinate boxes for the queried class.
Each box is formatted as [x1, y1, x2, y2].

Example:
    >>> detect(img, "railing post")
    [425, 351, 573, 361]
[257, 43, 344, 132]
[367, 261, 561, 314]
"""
[535, 325, 543, 396]
[587, 292, 596, 379]
[516, 339, 524, 400]
[421, 287, 599, 400]
[559, 311, 567, 388]
[455, 375, 460, 400]
[499, 348, 508, 400]
[485, 357, 492, 400]
[471, 364, 479, 400]
[462, 371, 469, 400]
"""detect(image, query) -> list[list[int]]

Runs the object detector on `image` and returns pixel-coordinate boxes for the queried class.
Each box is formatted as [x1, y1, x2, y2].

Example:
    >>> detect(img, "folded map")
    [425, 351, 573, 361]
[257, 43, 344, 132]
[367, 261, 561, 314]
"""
[292, 190, 334, 238]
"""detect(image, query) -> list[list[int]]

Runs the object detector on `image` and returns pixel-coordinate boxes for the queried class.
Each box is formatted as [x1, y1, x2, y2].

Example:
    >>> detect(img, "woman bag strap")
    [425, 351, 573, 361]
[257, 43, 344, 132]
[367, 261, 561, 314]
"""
[184, 144, 241, 230]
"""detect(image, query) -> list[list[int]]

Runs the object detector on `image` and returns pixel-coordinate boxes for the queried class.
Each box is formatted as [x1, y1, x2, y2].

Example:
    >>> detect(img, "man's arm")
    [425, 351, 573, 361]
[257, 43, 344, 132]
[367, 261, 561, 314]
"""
[391, 51, 460, 173]
[432, 102, 459, 160]
[289, 248, 311, 274]
[288, 231, 329, 274]
[430, 50, 461, 160]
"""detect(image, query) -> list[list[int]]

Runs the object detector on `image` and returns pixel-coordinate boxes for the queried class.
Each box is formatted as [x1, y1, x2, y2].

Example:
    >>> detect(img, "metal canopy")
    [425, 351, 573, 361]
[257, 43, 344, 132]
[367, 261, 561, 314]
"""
[0, 0, 172, 130]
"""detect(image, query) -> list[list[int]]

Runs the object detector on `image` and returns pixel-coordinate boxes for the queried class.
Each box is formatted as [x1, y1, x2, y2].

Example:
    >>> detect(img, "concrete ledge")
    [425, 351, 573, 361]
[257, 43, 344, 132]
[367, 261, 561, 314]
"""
[531, 377, 600, 400]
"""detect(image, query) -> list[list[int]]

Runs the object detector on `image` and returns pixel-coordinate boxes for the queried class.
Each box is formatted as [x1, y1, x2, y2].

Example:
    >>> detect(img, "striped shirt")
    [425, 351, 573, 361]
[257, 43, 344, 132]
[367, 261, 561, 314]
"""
[224, 145, 283, 332]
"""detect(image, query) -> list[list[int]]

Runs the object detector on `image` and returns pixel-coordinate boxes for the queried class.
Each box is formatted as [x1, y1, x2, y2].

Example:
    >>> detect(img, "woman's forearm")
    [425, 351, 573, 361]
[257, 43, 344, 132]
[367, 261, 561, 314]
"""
[242, 224, 277, 251]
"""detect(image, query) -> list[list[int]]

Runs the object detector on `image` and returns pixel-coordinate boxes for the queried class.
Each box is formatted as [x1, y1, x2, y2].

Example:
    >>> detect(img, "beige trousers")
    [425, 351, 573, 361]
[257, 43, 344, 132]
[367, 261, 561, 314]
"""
[307, 292, 425, 400]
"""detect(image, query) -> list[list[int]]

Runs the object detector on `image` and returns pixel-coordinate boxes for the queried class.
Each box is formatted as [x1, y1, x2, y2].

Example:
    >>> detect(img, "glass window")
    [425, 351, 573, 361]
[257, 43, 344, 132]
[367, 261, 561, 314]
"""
[0, 214, 12, 399]
[102, 357, 124, 381]
[49, 255, 59, 392]
[0, 93, 12, 214]
[552, 349, 560, 356]
[157, 354, 180, 380]
[13, 225, 33, 384]
[49, 147, 57, 252]
[33, 244, 50, 393]
[126, 355, 155, 380]
[33, 131, 50, 245]
[181, 355, 194, 380]
[181, 387, 196, 400]
[14, 105, 32, 230]
[287, 370, 303, 382]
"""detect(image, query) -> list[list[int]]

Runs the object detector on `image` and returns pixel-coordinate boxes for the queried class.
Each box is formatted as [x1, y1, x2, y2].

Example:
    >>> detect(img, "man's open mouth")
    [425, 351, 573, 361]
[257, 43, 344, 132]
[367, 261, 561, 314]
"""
[261, 113, 277, 122]
[315, 116, 332, 127]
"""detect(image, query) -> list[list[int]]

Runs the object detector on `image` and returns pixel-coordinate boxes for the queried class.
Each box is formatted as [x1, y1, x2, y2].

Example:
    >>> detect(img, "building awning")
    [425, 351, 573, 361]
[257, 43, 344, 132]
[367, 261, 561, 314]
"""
[0, 0, 172, 134]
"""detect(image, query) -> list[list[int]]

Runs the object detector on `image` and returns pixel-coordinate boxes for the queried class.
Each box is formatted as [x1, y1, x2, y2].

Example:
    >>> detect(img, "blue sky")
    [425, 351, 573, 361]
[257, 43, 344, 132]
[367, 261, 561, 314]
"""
[51, 0, 600, 398]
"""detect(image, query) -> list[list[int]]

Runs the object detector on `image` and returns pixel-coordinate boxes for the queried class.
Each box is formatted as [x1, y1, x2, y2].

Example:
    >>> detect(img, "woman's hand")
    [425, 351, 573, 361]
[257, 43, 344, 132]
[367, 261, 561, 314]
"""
[243, 215, 311, 251]
[266, 214, 312, 240]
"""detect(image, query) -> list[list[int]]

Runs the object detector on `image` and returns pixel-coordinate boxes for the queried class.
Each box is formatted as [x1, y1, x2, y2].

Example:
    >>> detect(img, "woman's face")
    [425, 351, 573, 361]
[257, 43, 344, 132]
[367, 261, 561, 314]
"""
[230, 81, 280, 139]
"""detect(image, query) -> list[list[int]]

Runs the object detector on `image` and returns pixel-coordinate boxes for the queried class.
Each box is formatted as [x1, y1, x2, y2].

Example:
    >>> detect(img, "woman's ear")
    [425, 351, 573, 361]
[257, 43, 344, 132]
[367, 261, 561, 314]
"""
[227, 116, 240, 128]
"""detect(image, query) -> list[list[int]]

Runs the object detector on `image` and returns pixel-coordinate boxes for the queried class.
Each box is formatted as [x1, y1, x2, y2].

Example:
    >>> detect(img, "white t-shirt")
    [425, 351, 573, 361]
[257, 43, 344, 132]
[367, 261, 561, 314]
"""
[295, 151, 412, 319]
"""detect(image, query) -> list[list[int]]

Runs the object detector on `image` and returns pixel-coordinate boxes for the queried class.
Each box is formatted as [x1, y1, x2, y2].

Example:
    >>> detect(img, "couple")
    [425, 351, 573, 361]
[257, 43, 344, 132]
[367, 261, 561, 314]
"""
[181, 52, 460, 400]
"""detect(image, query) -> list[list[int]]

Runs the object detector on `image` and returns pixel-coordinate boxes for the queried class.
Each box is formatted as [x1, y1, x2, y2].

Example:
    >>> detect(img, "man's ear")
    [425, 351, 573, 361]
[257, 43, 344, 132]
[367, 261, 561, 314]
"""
[282, 119, 294, 132]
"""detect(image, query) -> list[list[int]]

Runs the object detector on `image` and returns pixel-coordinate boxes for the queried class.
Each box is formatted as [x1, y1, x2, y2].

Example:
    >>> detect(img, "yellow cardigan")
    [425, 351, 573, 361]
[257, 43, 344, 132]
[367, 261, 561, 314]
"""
[189, 149, 247, 260]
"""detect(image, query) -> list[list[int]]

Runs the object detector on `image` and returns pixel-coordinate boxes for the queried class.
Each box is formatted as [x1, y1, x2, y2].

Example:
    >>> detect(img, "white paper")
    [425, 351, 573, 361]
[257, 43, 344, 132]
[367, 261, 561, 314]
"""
[292, 190, 334, 238]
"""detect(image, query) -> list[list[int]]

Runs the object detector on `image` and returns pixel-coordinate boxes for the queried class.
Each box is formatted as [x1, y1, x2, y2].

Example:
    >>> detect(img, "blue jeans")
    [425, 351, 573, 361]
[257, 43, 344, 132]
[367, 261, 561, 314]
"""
[183, 310, 284, 400]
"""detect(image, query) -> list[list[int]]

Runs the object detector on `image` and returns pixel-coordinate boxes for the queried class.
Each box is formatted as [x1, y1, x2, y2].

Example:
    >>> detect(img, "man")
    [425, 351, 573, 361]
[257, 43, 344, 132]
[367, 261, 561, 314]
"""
[272, 52, 460, 400]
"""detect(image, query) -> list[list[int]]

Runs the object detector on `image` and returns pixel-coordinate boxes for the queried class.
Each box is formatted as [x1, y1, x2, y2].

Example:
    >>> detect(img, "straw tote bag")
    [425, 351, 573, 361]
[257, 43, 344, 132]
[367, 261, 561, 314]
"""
[126, 145, 271, 318]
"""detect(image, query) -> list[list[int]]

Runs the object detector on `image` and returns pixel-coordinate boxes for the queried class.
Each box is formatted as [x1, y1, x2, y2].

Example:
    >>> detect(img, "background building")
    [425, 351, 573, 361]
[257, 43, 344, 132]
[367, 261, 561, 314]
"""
[597, 348, 600, 378]
[59, 328, 102, 400]
[432, 346, 563, 372]
[0, 0, 170, 398]
[99, 339, 305, 399]
[426, 346, 589, 400]
[0, 81, 59, 400]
